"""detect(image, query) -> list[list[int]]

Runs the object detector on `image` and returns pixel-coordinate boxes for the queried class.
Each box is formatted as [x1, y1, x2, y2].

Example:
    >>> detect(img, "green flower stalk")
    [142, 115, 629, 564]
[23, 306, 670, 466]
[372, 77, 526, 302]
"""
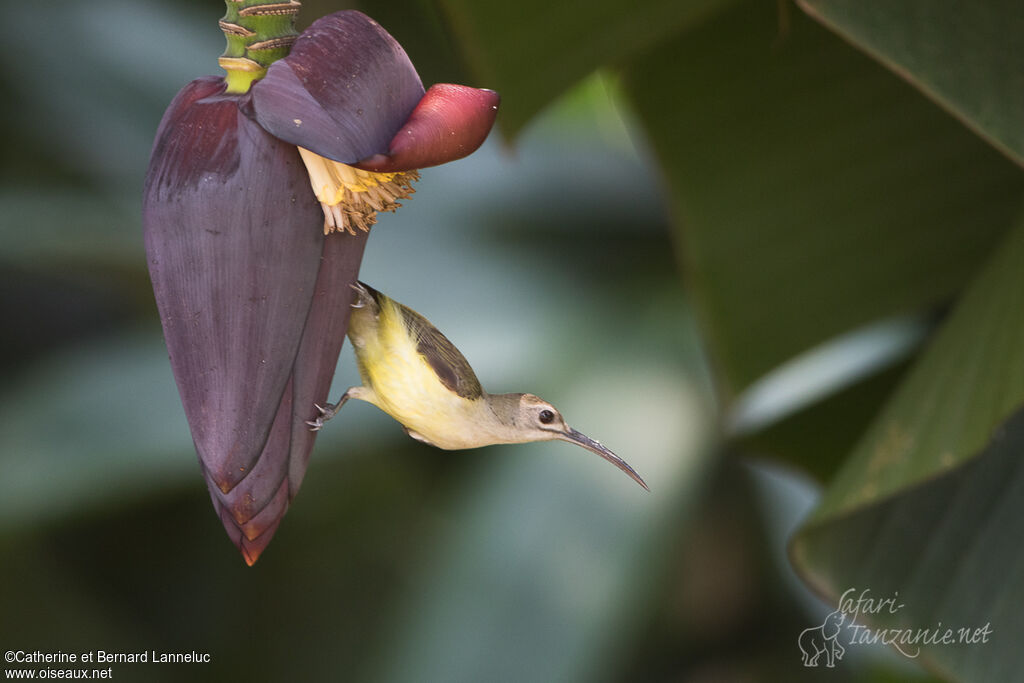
[219, 1, 301, 92]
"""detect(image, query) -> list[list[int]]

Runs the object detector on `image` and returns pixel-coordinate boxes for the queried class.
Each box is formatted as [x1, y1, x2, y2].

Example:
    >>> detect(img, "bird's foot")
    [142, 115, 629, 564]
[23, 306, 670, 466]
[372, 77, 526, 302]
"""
[350, 282, 367, 308]
[306, 390, 353, 431]
[306, 402, 339, 432]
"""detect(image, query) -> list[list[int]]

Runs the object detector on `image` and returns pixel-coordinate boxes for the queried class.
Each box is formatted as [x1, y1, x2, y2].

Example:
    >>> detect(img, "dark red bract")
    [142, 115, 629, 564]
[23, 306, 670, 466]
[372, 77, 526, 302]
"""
[143, 10, 498, 564]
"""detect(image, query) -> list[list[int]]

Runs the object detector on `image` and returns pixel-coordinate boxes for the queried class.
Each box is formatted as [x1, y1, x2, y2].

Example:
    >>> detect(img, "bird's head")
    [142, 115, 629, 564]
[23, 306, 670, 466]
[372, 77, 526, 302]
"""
[499, 393, 649, 491]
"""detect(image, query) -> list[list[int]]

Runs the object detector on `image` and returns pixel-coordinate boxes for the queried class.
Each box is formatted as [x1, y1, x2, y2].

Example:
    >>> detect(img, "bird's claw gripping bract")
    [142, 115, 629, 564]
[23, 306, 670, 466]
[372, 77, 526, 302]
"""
[142, 6, 498, 565]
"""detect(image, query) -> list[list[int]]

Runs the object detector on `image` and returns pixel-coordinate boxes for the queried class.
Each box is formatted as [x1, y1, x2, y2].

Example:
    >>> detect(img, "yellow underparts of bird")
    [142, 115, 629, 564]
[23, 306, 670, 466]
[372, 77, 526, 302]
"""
[308, 282, 649, 491]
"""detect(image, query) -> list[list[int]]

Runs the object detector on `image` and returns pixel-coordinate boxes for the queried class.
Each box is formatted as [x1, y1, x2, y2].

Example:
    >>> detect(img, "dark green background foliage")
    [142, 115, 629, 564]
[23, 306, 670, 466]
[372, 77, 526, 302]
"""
[1, 0, 1020, 681]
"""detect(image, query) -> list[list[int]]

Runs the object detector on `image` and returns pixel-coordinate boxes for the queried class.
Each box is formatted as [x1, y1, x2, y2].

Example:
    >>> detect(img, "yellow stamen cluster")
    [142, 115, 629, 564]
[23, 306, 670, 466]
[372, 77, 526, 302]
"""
[297, 147, 418, 235]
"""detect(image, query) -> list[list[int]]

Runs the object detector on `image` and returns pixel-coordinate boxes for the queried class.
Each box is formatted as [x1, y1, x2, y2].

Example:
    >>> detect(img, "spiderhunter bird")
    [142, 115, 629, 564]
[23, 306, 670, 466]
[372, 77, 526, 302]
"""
[308, 283, 649, 490]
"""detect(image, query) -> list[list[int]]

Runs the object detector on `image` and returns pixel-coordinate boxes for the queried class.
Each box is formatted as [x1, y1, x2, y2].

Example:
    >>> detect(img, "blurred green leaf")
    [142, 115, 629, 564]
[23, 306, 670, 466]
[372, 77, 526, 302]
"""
[0, 188, 143, 272]
[792, 215, 1024, 678]
[799, 0, 1024, 168]
[729, 313, 931, 481]
[793, 408, 1024, 680]
[437, 0, 732, 136]
[622, 0, 1024, 396]
[739, 358, 912, 482]
[0, 331, 191, 529]
[2, 0, 218, 192]
[809, 215, 1024, 518]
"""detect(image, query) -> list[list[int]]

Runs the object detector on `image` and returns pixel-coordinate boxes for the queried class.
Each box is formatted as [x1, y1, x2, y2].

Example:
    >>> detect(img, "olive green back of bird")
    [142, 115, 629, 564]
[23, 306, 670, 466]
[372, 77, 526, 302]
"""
[356, 282, 483, 400]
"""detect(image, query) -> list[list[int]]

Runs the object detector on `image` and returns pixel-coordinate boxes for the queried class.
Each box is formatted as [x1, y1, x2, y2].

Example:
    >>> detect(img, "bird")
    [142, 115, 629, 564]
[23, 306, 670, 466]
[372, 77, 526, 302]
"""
[307, 281, 648, 490]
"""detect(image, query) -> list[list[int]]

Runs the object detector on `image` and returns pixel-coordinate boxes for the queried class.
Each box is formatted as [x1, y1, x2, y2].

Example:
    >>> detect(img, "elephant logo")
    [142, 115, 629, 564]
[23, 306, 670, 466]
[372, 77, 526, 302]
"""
[798, 610, 846, 667]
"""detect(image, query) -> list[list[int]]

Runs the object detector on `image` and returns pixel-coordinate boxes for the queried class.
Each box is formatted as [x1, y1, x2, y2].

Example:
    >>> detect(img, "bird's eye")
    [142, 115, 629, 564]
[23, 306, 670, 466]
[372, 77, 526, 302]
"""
[539, 409, 555, 424]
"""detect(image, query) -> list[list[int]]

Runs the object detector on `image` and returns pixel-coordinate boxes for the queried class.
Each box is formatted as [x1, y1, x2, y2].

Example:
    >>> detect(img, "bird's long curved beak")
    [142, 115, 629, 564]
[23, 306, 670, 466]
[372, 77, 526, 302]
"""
[559, 428, 649, 491]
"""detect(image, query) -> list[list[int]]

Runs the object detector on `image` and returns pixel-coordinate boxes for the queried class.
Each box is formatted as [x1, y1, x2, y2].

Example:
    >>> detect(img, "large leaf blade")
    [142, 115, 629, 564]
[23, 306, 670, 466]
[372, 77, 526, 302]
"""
[808, 213, 1024, 521]
[792, 214, 1024, 679]
[793, 408, 1024, 680]
[800, 0, 1024, 167]
[622, 0, 1024, 397]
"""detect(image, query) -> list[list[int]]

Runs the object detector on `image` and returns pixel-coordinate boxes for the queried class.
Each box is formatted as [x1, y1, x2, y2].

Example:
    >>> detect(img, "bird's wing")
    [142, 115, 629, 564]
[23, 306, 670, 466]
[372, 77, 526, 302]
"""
[399, 304, 484, 400]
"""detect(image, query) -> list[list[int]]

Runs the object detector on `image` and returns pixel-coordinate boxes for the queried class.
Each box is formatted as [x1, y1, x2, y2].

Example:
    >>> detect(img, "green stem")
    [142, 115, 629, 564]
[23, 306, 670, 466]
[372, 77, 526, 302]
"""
[220, 0, 301, 93]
